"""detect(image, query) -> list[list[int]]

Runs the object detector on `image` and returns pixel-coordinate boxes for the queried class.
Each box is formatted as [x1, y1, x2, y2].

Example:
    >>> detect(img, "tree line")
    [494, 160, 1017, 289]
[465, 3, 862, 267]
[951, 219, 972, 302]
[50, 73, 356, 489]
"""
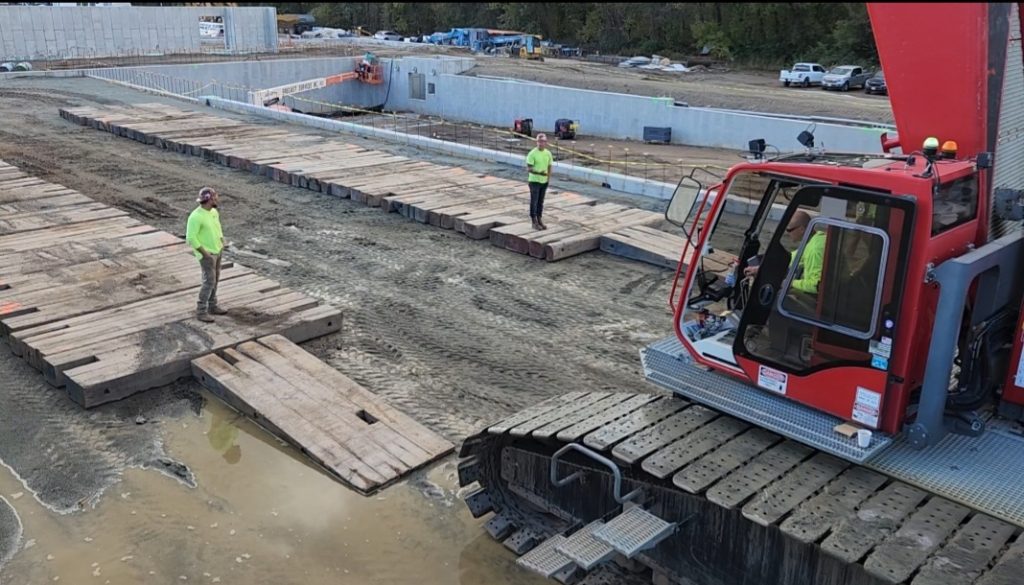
[260, 2, 878, 68]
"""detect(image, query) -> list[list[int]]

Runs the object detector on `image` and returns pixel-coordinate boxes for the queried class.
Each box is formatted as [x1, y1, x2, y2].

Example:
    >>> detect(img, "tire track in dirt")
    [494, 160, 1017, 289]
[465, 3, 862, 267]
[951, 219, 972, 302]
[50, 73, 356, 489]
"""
[274, 218, 674, 438]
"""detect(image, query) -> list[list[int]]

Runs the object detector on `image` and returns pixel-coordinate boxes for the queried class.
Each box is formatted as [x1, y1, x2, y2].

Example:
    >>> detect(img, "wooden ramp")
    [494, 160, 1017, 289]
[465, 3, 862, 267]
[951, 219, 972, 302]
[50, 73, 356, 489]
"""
[600, 226, 738, 274]
[192, 335, 454, 494]
[0, 159, 341, 408]
[600, 226, 689, 269]
[61, 104, 669, 264]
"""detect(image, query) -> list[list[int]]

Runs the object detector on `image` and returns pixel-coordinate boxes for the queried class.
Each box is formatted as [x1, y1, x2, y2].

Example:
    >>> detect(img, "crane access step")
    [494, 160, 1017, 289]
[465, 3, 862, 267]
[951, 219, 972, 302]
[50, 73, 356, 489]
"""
[555, 520, 615, 570]
[592, 507, 676, 559]
[641, 335, 894, 463]
[516, 534, 576, 581]
[518, 510, 674, 580]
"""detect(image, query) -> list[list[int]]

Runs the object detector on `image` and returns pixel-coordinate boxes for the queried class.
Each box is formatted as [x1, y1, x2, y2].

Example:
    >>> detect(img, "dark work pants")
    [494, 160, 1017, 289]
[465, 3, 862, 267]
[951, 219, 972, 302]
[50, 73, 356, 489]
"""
[529, 181, 548, 219]
[197, 253, 222, 314]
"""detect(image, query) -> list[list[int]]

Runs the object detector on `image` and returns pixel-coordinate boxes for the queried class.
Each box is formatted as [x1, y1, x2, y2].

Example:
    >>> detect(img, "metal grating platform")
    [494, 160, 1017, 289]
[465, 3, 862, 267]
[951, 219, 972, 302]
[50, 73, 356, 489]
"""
[516, 534, 576, 578]
[641, 336, 892, 463]
[555, 521, 616, 570]
[642, 335, 1024, 528]
[593, 507, 675, 558]
[867, 421, 1024, 528]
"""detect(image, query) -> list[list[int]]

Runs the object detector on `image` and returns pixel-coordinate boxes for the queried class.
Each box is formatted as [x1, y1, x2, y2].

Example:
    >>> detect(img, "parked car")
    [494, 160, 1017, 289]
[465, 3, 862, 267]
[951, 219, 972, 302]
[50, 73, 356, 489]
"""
[865, 71, 888, 95]
[821, 65, 872, 91]
[779, 63, 826, 87]
[373, 30, 402, 41]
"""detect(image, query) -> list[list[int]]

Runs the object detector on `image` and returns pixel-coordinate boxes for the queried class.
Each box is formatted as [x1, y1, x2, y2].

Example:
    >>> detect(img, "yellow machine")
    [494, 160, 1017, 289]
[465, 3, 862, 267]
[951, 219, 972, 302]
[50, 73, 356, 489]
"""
[515, 35, 545, 61]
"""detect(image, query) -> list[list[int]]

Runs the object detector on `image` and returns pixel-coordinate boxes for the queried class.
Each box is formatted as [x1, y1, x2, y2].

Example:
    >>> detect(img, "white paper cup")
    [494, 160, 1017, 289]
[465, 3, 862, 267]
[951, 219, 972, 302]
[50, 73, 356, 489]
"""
[857, 429, 872, 448]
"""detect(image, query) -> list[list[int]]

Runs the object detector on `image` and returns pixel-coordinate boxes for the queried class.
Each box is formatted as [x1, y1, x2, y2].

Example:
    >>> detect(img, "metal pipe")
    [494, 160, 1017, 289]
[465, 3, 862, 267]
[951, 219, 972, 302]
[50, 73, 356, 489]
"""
[550, 443, 642, 504]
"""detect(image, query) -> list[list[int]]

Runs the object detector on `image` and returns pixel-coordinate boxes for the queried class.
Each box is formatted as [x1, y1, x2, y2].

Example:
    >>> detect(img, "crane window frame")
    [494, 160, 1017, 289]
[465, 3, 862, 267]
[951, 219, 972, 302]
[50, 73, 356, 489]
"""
[777, 217, 891, 340]
[732, 184, 915, 376]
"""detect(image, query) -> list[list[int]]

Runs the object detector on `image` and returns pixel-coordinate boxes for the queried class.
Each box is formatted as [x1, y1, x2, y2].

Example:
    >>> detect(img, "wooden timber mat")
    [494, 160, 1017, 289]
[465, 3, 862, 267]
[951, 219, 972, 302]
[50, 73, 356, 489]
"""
[0, 158, 341, 408]
[60, 104, 691, 266]
[192, 335, 454, 494]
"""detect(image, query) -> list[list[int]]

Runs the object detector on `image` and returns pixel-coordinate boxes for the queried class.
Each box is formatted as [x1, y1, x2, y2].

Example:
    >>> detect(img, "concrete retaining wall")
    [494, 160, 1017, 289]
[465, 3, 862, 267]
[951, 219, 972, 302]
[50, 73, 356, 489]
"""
[58, 52, 891, 154]
[88, 57, 391, 113]
[385, 57, 893, 153]
[0, 6, 277, 61]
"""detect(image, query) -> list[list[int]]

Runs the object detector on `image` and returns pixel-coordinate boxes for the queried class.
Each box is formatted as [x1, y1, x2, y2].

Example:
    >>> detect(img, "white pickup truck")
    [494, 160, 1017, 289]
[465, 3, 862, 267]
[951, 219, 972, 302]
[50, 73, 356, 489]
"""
[779, 63, 826, 87]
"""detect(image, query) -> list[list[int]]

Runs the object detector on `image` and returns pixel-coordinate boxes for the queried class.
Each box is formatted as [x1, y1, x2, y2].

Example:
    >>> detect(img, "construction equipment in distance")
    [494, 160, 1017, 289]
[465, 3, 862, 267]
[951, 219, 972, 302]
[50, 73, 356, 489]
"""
[458, 4, 1024, 585]
[513, 35, 545, 61]
[553, 119, 578, 140]
[276, 13, 316, 36]
[248, 54, 384, 109]
[513, 118, 534, 138]
[485, 33, 545, 61]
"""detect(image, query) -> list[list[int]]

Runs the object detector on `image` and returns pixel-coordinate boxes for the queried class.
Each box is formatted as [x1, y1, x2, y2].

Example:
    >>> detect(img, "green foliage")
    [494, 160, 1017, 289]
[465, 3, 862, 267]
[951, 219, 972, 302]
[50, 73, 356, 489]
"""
[691, 21, 732, 61]
[264, 2, 878, 66]
[810, 4, 878, 67]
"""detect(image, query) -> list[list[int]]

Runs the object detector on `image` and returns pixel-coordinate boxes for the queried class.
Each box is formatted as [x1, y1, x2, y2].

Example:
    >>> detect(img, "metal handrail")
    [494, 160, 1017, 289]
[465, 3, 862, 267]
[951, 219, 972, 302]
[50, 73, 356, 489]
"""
[550, 443, 643, 504]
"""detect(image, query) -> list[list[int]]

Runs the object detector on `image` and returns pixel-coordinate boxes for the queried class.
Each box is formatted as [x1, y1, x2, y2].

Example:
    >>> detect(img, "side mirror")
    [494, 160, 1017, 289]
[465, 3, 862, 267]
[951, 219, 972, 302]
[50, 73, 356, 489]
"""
[666, 176, 703, 228]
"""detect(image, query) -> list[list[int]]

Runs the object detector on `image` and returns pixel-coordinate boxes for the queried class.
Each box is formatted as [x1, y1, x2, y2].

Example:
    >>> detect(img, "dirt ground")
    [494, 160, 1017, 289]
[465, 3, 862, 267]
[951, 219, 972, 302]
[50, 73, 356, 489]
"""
[0, 78, 678, 584]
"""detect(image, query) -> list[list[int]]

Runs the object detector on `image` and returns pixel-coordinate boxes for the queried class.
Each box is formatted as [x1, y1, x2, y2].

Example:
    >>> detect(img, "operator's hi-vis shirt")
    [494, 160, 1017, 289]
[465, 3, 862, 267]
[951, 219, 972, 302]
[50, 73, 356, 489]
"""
[789, 230, 826, 294]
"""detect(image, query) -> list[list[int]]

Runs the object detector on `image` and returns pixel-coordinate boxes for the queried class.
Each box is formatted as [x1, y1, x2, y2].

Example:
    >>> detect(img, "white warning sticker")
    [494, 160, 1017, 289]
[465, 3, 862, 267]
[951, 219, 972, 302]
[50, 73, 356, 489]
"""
[852, 387, 882, 428]
[869, 339, 892, 359]
[757, 365, 788, 395]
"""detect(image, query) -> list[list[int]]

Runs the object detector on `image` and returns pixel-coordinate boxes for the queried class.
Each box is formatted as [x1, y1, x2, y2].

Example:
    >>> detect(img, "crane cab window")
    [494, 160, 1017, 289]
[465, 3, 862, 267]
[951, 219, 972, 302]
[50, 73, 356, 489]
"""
[735, 186, 913, 374]
[684, 172, 815, 316]
[779, 218, 889, 339]
[679, 171, 826, 367]
[932, 175, 978, 235]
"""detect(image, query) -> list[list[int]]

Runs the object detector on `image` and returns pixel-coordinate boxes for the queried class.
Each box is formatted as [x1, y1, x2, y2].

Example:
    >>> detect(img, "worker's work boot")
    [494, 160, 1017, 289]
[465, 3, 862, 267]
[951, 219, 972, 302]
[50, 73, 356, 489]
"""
[532, 218, 541, 230]
[196, 311, 215, 323]
[537, 217, 548, 230]
[209, 305, 228, 316]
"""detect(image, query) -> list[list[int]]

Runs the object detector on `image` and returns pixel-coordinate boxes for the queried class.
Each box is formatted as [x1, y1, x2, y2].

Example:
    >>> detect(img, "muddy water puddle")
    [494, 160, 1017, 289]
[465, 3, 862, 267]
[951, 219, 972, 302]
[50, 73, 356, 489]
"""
[0, 396, 547, 585]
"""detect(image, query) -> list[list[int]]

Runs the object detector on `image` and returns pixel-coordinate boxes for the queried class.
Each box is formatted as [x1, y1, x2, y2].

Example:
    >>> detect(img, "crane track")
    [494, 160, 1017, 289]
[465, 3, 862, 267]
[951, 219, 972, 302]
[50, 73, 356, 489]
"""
[458, 392, 1023, 585]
